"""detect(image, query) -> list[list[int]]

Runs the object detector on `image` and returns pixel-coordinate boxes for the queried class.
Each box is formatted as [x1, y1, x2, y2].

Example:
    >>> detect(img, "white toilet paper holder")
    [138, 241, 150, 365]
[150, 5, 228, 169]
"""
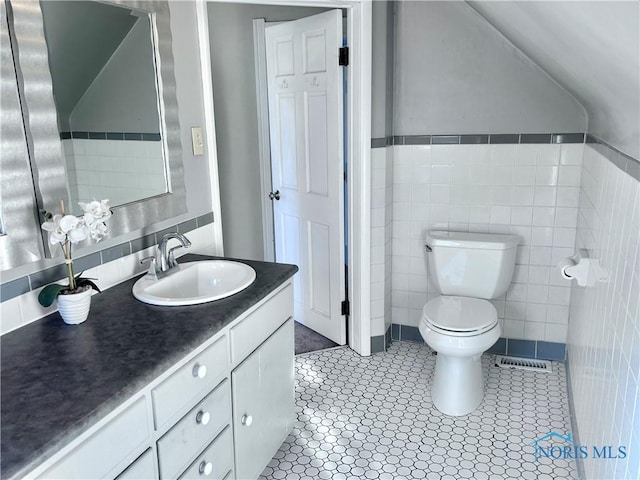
[559, 252, 609, 287]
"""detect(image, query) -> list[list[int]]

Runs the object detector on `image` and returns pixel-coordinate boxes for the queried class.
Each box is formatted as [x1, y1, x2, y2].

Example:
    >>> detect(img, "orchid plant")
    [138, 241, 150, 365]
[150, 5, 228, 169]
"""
[38, 200, 112, 307]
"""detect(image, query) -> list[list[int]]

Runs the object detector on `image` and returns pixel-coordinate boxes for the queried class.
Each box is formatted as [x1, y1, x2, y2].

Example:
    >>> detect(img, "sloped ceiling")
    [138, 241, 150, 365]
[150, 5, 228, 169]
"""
[468, 1, 640, 159]
[40, 1, 137, 130]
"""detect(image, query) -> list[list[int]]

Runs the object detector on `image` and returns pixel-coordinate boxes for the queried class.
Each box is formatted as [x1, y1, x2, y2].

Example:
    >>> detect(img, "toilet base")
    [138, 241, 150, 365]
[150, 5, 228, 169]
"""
[431, 353, 484, 416]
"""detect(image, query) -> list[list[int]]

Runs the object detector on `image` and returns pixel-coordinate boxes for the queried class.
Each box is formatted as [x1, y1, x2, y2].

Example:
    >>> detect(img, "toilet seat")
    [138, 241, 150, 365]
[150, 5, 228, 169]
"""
[423, 296, 497, 337]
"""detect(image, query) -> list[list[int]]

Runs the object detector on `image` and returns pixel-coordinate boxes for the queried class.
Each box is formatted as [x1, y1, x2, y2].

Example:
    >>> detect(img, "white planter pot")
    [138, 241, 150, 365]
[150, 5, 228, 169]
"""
[57, 288, 92, 325]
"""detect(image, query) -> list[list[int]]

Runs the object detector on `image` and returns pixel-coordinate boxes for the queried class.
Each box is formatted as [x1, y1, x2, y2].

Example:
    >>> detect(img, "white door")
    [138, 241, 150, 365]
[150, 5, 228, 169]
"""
[265, 10, 346, 345]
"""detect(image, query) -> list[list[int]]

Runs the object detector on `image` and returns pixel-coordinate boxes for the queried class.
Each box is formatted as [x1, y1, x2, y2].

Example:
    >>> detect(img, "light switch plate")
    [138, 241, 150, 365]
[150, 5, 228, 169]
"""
[191, 127, 204, 156]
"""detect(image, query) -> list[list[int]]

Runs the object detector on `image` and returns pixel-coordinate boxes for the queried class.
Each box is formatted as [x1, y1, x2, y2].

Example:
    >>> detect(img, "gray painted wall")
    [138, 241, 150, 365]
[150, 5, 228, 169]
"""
[371, 1, 394, 138]
[393, 1, 586, 136]
[70, 18, 160, 133]
[469, 1, 639, 159]
[207, 3, 332, 261]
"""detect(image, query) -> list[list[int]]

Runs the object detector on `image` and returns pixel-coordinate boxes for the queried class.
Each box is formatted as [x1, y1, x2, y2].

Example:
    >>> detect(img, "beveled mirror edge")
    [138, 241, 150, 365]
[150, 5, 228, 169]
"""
[8, 0, 186, 260]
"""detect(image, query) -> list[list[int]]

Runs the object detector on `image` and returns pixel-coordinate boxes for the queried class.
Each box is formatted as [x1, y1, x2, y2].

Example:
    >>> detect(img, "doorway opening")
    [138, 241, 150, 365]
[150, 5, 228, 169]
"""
[198, 0, 372, 355]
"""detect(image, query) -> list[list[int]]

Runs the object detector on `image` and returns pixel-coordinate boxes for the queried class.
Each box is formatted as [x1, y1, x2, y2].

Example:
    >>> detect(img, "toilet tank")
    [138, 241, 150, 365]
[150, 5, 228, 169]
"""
[426, 231, 519, 299]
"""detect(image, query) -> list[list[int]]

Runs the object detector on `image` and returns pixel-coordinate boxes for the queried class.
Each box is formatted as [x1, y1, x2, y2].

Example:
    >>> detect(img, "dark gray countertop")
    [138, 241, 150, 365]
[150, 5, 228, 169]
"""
[1, 254, 297, 479]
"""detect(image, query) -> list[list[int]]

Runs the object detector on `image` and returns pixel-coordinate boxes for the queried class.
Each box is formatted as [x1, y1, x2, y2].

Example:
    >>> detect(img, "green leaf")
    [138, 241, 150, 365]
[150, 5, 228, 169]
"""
[77, 278, 101, 293]
[38, 284, 67, 307]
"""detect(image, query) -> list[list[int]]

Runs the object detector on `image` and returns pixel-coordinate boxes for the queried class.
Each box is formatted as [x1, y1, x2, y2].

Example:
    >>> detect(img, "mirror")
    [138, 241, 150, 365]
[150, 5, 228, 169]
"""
[4, 0, 187, 263]
[41, 1, 168, 214]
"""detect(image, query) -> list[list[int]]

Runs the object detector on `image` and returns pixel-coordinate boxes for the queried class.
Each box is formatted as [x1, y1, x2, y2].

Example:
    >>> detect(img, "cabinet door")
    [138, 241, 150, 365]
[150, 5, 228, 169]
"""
[116, 449, 156, 480]
[232, 319, 294, 480]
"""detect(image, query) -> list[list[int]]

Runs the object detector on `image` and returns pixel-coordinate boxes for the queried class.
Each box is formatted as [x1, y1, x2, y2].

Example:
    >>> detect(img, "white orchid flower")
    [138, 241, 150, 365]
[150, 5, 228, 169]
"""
[41, 214, 67, 245]
[79, 199, 111, 226]
[89, 222, 108, 242]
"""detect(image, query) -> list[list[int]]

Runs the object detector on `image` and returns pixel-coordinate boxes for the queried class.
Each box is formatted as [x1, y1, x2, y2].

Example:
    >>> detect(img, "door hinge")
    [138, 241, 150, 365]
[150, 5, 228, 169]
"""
[339, 46, 349, 66]
[341, 300, 350, 316]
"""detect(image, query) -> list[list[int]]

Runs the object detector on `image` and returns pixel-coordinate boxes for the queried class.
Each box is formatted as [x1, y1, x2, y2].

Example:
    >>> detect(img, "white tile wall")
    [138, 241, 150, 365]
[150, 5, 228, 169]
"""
[370, 147, 393, 338]
[0, 224, 217, 336]
[391, 143, 584, 343]
[62, 139, 167, 208]
[567, 145, 639, 480]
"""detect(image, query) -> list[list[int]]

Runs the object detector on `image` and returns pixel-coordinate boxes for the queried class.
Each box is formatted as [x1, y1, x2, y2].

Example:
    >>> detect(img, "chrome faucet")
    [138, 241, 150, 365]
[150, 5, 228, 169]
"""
[141, 232, 192, 280]
[158, 232, 192, 272]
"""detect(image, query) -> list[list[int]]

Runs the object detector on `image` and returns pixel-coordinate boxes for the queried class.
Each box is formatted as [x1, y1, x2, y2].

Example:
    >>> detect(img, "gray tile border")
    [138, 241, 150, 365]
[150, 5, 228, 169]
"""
[431, 135, 459, 145]
[536, 341, 566, 361]
[178, 218, 198, 234]
[60, 132, 160, 141]
[29, 265, 67, 290]
[403, 135, 432, 145]
[385, 325, 392, 349]
[124, 133, 143, 141]
[370, 334, 386, 353]
[0, 213, 215, 303]
[389, 324, 568, 361]
[552, 133, 584, 144]
[130, 233, 157, 253]
[101, 243, 132, 264]
[371, 138, 387, 148]
[460, 134, 489, 144]
[520, 133, 551, 144]
[0, 277, 30, 302]
[586, 134, 639, 181]
[391, 323, 400, 340]
[626, 159, 640, 181]
[73, 253, 102, 273]
[489, 134, 520, 144]
[196, 212, 215, 227]
[382, 133, 590, 147]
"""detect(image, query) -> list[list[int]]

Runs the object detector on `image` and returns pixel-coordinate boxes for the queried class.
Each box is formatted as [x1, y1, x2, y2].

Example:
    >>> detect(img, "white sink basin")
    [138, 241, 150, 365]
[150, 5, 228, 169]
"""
[133, 260, 256, 306]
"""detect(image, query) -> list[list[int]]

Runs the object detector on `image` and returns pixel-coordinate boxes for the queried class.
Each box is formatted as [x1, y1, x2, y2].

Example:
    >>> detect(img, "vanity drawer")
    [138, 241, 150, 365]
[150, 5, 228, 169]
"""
[38, 397, 150, 480]
[157, 379, 231, 480]
[229, 284, 292, 366]
[178, 426, 233, 480]
[116, 449, 156, 480]
[153, 335, 228, 429]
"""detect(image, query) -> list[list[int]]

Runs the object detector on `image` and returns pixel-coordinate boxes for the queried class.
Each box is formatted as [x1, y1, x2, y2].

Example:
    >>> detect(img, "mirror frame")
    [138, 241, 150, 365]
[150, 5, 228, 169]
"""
[7, 0, 186, 258]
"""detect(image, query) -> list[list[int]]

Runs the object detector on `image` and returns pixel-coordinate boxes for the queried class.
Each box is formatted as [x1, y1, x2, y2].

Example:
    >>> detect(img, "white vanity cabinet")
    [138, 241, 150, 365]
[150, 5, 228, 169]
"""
[27, 282, 294, 480]
[232, 320, 295, 480]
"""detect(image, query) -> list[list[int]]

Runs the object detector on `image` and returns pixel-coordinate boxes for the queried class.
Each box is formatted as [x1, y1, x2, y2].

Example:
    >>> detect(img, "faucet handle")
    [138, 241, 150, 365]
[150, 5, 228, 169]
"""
[167, 245, 188, 268]
[140, 256, 158, 280]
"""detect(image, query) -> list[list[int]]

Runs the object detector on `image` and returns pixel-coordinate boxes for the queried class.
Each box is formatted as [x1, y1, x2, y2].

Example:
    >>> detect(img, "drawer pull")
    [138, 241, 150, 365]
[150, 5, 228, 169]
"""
[195, 410, 211, 425]
[192, 363, 207, 379]
[241, 414, 253, 427]
[198, 461, 213, 476]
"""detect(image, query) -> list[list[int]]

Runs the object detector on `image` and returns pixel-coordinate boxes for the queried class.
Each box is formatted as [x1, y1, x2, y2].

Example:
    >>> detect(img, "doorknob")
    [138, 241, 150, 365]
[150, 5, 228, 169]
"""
[269, 190, 281, 201]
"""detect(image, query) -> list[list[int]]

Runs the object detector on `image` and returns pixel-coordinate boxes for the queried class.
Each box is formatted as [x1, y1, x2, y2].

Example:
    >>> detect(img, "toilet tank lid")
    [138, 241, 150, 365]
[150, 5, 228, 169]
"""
[426, 231, 519, 250]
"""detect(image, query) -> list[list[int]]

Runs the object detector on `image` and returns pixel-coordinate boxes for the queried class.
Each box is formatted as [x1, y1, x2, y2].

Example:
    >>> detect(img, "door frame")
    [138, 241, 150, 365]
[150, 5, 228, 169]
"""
[196, 0, 372, 356]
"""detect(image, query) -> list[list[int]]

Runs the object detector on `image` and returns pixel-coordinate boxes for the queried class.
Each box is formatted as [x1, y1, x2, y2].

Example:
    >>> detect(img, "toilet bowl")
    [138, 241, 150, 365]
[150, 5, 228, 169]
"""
[419, 296, 500, 416]
[420, 231, 518, 416]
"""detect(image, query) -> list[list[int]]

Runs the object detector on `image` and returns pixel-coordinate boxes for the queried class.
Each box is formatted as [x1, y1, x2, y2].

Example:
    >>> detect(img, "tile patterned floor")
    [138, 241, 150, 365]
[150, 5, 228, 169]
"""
[260, 341, 578, 480]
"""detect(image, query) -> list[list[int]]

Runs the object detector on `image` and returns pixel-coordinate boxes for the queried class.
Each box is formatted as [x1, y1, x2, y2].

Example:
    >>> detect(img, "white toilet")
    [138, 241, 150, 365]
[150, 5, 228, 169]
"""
[419, 231, 518, 416]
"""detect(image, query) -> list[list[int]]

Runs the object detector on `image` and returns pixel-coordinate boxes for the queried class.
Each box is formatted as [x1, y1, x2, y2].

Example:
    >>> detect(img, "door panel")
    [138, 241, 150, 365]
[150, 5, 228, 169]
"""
[265, 10, 345, 345]
[232, 319, 294, 480]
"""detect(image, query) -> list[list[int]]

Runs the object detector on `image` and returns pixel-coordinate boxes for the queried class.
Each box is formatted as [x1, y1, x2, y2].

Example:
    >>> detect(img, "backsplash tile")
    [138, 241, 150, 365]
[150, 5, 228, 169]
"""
[0, 277, 30, 303]
[0, 220, 217, 336]
[390, 142, 583, 344]
[0, 213, 214, 305]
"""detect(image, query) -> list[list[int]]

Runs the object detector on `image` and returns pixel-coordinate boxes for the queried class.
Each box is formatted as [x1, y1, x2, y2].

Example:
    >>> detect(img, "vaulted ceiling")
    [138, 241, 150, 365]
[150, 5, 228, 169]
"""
[468, 1, 639, 158]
